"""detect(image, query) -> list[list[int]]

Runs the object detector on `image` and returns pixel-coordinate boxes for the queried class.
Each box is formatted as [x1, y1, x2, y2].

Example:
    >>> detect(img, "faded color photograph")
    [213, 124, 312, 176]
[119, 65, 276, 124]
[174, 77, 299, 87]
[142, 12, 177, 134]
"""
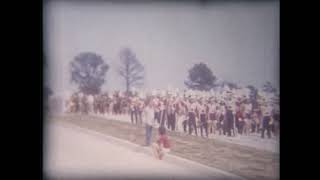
[43, 0, 279, 180]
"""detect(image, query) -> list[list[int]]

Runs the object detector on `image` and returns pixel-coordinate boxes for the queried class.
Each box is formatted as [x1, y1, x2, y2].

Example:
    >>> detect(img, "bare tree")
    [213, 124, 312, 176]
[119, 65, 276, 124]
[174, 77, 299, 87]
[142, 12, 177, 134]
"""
[118, 48, 145, 93]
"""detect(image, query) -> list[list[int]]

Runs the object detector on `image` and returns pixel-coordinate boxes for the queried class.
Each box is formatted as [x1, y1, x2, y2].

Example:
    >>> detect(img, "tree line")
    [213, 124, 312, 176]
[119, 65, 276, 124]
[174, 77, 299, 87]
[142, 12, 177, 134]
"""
[44, 47, 278, 102]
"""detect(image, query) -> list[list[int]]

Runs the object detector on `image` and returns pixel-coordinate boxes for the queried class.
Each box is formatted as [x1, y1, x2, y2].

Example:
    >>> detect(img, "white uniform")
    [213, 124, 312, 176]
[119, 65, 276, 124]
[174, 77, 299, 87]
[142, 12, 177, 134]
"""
[143, 106, 156, 126]
[189, 103, 197, 113]
[198, 104, 206, 115]
[209, 104, 216, 114]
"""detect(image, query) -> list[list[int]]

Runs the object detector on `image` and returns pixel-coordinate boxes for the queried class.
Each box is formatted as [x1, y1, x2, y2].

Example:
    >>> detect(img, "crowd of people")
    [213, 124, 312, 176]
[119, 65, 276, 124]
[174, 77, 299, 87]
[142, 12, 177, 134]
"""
[64, 87, 279, 139]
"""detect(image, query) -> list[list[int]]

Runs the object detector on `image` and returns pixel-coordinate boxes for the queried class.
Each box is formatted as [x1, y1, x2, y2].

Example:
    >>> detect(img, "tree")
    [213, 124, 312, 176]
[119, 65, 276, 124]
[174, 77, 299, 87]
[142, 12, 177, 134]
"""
[118, 48, 145, 93]
[70, 52, 109, 95]
[262, 81, 277, 94]
[184, 63, 217, 91]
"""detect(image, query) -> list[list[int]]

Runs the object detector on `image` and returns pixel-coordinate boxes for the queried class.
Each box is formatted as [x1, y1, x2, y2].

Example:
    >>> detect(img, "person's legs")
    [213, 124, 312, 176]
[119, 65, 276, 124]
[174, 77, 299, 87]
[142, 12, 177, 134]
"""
[239, 121, 243, 134]
[145, 125, 152, 146]
[257, 123, 261, 134]
[134, 110, 138, 124]
[188, 118, 192, 135]
[172, 115, 176, 131]
[274, 121, 279, 137]
[157, 112, 161, 124]
[138, 111, 142, 125]
[251, 123, 255, 133]
[204, 121, 208, 137]
[207, 121, 211, 134]
[217, 122, 221, 135]
[167, 114, 172, 130]
[209, 121, 213, 134]
[267, 125, 271, 138]
[193, 119, 198, 136]
[148, 126, 153, 145]
[227, 123, 231, 137]
[159, 111, 162, 124]
[188, 113, 193, 135]
[131, 110, 134, 124]
[261, 126, 265, 138]
[271, 124, 275, 136]
[145, 125, 149, 145]
[244, 122, 249, 135]
[200, 121, 204, 137]
[166, 115, 170, 130]
[183, 120, 187, 133]
[214, 120, 218, 134]
[160, 111, 166, 127]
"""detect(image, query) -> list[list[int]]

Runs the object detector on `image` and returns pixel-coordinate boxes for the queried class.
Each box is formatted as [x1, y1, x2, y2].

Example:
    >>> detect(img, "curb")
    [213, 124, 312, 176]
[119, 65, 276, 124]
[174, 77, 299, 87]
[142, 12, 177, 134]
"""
[54, 121, 247, 180]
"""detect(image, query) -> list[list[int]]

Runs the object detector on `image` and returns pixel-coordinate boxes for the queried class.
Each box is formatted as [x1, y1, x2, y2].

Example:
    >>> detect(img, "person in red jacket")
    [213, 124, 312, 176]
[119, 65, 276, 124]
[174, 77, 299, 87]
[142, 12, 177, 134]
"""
[151, 126, 171, 160]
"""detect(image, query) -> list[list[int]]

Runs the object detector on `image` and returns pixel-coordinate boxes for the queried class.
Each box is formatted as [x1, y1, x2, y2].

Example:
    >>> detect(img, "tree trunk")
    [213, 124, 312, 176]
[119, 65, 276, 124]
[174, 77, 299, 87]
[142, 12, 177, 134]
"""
[126, 78, 129, 93]
[126, 60, 130, 93]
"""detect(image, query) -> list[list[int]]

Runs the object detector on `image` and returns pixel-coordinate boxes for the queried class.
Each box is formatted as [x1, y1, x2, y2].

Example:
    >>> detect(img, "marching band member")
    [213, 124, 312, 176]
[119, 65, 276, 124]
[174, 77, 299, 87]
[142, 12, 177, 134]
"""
[225, 105, 234, 137]
[130, 97, 138, 124]
[187, 98, 198, 136]
[64, 88, 277, 140]
[152, 97, 161, 124]
[167, 99, 176, 131]
[261, 111, 272, 139]
[198, 100, 208, 137]
[208, 100, 216, 134]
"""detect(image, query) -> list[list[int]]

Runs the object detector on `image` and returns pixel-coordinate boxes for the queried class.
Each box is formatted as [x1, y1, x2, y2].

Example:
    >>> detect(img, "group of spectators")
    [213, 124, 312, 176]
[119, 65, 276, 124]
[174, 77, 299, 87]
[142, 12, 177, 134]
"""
[65, 88, 279, 139]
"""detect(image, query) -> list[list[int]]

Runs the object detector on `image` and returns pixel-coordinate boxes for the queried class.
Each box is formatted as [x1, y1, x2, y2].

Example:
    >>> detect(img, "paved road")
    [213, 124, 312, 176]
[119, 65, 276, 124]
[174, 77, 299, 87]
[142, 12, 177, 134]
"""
[44, 122, 237, 179]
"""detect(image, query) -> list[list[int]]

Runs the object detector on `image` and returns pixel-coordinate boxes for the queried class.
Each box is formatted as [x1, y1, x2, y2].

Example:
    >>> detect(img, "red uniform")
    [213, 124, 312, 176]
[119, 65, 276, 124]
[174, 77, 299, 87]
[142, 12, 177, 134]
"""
[156, 135, 171, 149]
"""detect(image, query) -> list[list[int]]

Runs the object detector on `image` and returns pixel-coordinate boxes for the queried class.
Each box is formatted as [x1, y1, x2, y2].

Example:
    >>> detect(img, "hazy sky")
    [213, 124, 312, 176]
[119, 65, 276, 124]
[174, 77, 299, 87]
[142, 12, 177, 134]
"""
[44, 1, 279, 94]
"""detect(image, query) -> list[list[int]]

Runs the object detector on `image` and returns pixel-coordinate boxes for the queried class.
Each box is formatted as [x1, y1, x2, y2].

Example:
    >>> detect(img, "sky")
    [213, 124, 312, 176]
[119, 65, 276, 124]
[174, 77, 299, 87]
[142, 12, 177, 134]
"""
[44, 0, 279, 94]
